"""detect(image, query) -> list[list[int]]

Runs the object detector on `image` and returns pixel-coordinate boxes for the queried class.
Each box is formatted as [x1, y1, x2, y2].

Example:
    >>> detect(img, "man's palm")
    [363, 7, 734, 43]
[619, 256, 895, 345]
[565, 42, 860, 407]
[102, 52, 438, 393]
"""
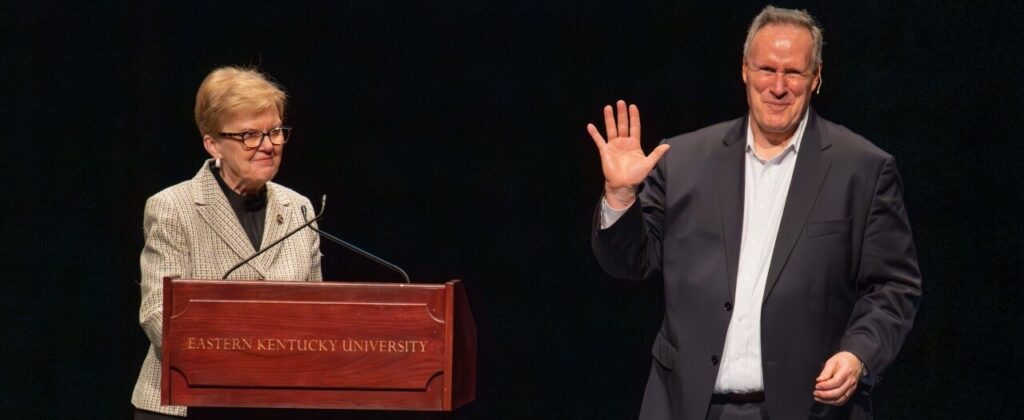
[587, 100, 670, 207]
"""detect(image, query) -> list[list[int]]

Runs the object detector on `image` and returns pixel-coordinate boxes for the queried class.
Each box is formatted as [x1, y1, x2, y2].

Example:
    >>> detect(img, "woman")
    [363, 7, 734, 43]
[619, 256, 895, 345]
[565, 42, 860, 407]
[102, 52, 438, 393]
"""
[131, 67, 322, 418]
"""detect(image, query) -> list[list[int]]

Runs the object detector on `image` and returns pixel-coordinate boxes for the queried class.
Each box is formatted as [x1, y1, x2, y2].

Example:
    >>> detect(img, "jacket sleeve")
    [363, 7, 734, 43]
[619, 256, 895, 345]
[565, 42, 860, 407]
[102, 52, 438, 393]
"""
[138, 194, 193, 353]
[591, 141, 669, 281]
[840, 156, 923, 384]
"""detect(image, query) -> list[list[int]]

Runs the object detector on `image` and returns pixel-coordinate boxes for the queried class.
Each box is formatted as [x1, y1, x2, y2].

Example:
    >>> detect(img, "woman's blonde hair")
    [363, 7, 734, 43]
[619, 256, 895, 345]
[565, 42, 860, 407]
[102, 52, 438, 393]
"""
[194, 66, 287, 136]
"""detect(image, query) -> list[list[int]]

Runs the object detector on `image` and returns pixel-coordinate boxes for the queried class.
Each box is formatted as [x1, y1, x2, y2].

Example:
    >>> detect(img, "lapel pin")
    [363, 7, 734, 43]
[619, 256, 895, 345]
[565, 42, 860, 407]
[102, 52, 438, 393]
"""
[276, 214, 284, 225]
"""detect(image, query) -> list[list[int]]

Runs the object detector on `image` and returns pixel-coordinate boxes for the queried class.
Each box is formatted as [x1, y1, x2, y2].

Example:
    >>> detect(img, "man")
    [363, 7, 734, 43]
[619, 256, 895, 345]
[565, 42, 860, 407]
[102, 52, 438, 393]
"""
[587, 6, 921, 420]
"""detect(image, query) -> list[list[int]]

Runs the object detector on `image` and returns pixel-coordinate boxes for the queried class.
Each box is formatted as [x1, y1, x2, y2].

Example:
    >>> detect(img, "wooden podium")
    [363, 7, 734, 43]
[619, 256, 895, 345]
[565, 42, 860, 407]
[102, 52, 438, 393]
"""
[160, 278, 476, 411]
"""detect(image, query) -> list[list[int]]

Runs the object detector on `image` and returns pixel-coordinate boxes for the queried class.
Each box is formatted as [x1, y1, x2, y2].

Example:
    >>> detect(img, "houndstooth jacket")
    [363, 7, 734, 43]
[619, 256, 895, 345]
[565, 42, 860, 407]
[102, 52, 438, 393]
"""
[131, 160, 322, 416]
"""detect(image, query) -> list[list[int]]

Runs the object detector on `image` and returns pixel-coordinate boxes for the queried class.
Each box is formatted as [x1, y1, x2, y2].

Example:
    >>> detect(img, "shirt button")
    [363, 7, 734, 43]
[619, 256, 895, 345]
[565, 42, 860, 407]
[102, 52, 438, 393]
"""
[711, 355, 720, 366]
[724, 302, 733, 311]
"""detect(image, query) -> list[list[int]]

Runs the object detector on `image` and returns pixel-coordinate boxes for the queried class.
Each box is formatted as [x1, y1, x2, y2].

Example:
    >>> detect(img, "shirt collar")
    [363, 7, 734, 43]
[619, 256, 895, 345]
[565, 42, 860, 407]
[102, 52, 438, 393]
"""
[745, 108, 810, 158]
[209, 161, 268, 210]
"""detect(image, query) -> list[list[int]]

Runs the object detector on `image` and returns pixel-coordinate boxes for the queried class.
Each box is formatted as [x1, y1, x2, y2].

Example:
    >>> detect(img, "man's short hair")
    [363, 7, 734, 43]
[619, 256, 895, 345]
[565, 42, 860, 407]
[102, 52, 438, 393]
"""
[194, 66, 287, 136]
[743, 5, 824, 72]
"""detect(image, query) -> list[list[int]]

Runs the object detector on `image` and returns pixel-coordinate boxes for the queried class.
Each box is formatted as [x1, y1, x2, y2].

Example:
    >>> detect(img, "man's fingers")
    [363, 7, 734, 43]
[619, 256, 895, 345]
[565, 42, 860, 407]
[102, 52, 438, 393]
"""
[816, 368, 848, 390]
[814, 384, 846, 400]
[842, 386, 855, 402]
[629, 104, 641, 140]
[587, 123, 606, 147]
[603, 105, 618, 140]
[816, 358, 837, 382]
[616, 100, 629, 141]
[644, 144, 671, 166]
[598, 100, 640, 142]
[814, 379, 857, 406]
[586, 124, 606, 149]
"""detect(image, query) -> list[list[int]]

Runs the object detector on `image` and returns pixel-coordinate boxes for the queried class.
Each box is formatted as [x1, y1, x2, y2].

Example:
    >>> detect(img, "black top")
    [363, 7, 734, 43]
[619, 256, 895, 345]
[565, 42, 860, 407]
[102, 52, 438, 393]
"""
[210, 162, 267, 250]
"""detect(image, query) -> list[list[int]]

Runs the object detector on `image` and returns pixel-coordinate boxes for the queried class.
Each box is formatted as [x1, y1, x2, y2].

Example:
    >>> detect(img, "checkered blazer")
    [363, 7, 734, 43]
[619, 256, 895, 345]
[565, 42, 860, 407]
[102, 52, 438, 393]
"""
[131, 160, 322, 416]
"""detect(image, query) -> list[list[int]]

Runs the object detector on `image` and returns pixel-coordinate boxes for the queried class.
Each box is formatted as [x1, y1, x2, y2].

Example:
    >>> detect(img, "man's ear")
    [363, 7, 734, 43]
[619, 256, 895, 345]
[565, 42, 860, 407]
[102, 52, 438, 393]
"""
[813, 64, 823, 94]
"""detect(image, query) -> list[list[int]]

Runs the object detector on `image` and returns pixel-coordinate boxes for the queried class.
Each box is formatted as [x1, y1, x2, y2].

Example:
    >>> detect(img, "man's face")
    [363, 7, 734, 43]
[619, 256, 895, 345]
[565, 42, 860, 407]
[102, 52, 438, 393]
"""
[742, 24, 820, 141]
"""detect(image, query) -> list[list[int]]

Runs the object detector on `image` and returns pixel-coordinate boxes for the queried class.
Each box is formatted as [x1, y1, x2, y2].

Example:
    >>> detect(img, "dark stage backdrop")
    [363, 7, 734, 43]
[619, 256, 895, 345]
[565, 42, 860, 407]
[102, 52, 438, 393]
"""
[3, 1, 1021, 418]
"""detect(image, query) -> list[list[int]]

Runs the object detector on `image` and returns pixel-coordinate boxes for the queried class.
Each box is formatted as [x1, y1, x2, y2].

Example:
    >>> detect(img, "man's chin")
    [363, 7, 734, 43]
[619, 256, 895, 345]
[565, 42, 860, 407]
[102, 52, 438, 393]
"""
[756, 115, 798, 134]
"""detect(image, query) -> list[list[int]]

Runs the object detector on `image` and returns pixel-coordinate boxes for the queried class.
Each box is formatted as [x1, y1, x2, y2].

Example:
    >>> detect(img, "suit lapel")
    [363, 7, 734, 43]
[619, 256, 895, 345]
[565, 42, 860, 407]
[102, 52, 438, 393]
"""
[716, 117, 748, 299]
[253, 184, 292, 273]
[763, 111, 833, 302]
[192, 161, 269, 279]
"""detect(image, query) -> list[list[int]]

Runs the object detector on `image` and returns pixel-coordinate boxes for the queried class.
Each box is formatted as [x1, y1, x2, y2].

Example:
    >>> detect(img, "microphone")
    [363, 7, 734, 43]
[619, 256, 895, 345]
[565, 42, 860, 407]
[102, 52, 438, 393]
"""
[221, 195, 327, 279]
[301, 204, 411, 283]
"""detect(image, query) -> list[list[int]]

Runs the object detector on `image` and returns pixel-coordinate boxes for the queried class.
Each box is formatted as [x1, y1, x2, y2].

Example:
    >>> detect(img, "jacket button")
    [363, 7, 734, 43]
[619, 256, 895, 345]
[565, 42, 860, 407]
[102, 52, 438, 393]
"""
[711, 355, 720, 366]
[724, 302, 733, 311]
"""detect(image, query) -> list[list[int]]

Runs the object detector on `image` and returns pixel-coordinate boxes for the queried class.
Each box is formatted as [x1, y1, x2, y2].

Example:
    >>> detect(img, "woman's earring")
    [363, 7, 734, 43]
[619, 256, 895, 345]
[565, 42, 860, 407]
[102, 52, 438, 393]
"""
[215, 158, 221, 168]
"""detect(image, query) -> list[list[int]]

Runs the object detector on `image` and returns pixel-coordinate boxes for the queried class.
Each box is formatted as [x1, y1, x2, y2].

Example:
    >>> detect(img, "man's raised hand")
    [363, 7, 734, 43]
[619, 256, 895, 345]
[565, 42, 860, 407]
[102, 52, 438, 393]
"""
[586, 100, 670, 208]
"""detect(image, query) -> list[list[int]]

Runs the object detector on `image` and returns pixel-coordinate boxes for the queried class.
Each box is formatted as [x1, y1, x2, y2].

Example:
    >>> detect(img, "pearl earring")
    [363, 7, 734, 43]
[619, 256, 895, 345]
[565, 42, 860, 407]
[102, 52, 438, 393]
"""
[215, 158, 221, 168]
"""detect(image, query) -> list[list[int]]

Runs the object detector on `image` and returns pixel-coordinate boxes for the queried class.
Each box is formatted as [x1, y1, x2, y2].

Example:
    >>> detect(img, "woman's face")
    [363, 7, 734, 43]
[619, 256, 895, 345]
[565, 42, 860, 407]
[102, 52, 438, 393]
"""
[204, 108, 284, 194]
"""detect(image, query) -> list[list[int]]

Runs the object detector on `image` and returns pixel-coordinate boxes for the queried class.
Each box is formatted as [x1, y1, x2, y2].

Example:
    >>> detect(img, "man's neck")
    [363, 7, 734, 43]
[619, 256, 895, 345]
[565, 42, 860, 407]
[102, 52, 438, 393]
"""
[751, 130, 794, 160]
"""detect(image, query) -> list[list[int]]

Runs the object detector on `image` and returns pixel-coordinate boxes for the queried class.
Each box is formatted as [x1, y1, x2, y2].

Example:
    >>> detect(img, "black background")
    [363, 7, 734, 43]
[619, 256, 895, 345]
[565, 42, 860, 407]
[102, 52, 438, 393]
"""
[3, 1, 1022, 418]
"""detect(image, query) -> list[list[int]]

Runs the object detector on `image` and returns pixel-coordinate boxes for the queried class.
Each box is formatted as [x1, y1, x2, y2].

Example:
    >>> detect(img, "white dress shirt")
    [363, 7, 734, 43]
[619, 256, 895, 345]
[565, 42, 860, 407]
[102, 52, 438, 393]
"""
[600, 111, 809, 393]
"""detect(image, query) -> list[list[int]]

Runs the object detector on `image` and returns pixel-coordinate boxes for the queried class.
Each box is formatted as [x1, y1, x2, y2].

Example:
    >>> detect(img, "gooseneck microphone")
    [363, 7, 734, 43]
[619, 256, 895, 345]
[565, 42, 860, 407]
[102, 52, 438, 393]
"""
[301, 205, 411, 283]
[221, 195, 327, 279]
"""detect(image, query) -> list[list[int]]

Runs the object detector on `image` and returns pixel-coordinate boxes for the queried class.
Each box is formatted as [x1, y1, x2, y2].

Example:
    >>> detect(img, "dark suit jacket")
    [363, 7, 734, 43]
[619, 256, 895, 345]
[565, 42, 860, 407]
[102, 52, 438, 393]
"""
[592, 110, 921, 420]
